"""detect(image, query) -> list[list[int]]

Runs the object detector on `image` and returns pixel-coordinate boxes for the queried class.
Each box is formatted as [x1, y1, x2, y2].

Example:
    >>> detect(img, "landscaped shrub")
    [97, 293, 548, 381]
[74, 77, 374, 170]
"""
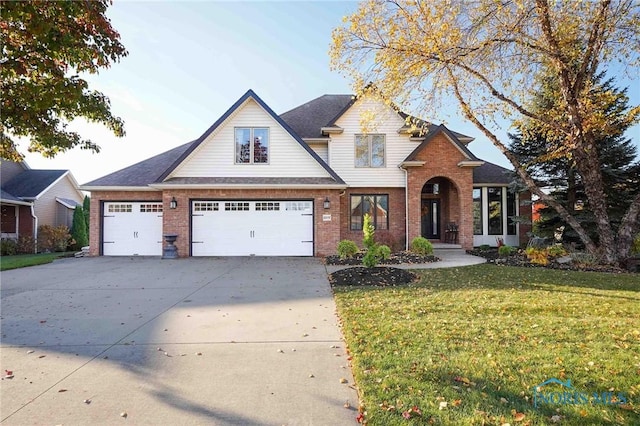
[378, 244, 391, 260]
[498, 245, 514, 257]
[525, 247, 549, 265]
[71, 206, 88, 250]
[16, 235, 36, 254]
[631, 233, 640, 255]
[410, 237, 433, 256]
[38, 225, 72, 252]
[1, 239, 17, 256]
[478, 244, 491, 251]
[361, 214, 383, 268]
[547, 244, 567, 258]
[570, 252, 600, 267]
[337, 239, 359, 259]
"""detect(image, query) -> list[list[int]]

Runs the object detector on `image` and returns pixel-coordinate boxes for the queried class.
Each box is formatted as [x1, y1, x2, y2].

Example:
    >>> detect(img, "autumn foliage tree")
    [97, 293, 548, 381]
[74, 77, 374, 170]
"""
[1, 0, 127, 161]
[330, 0, 640, 264]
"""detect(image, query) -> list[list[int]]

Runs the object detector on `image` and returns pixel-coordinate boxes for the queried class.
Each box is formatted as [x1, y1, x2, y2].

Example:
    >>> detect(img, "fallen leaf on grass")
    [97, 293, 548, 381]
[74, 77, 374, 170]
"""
[514, 412, 525, 422]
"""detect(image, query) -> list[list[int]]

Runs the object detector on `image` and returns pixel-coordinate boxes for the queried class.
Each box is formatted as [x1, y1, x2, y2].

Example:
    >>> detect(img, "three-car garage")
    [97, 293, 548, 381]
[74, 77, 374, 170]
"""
[101, 200, 314, 257]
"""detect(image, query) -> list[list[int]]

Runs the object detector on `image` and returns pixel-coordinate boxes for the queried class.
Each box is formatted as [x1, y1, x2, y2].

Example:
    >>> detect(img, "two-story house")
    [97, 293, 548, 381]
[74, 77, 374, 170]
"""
[81, 90, 531, 257]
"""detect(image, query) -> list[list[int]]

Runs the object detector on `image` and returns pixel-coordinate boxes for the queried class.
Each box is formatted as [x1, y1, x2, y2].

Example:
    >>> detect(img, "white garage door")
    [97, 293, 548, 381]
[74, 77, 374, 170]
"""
[103, 202, 163, 256]
[191, 200, 313, 256]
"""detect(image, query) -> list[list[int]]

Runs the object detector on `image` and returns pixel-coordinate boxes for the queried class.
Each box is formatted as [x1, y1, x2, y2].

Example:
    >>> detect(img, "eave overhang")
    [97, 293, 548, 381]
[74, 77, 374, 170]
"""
[458, 160, 485, 168]
[79, 186, 161, 192]
[399, 161, 427, 168]
[320, 126, 344, 135]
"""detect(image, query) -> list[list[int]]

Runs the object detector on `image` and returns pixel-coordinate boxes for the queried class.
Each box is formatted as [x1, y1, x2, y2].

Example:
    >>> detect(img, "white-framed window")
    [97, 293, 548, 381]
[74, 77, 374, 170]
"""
[140, 203, 163, 213]
[255, 202, 280, 211]
[355, 134, 385, 167]
[108, 204, 132, 213]
[194, 202, 219, 212]
[235, 128, 269, 164]
[225, 202, 250, 211]
[285, 201, 312, 211]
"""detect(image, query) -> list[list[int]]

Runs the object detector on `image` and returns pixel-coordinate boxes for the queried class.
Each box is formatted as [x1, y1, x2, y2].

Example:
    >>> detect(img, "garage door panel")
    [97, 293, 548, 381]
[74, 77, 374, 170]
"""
[103, 202, 163, 256]
[191, 200, 313, 256]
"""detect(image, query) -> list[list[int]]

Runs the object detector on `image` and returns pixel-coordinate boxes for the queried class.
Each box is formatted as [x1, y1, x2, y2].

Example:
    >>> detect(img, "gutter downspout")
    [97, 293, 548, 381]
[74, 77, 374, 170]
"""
[401, 166, 409, 251]
[30, 204, 38, 253]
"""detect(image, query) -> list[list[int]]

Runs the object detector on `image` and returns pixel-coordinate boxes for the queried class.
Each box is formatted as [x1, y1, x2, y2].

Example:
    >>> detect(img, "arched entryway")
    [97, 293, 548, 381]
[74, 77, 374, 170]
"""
[421, 177, 460, 243]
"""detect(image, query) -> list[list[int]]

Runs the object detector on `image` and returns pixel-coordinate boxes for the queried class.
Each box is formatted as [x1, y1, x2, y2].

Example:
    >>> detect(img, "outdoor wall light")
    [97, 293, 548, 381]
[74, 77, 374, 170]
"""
[323, 197, 331, 209]
[169, 197, 178, 209]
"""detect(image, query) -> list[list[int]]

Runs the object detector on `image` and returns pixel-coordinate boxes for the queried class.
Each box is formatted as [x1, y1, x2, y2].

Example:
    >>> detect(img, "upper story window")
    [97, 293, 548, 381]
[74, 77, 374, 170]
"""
[355, 134, 385, 167]
[235, 128, 269, 164]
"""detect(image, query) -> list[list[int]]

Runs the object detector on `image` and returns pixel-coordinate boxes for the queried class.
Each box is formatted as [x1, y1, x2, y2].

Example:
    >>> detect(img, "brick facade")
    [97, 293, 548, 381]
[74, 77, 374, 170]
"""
[340, 187, 406, 251]
[406, 133, 476, 250]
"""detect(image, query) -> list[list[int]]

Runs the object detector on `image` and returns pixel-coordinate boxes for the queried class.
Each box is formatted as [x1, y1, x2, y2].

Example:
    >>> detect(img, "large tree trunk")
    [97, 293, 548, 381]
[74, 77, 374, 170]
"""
[616, 192, 640, 261]
[573, 137, 617, 263]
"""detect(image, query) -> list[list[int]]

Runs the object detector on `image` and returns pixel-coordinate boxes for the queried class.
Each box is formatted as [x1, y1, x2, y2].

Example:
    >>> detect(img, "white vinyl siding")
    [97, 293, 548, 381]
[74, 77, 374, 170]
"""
[307, 142, 329, 164]
[32, 175, 83, 228]
[170, 99, 331, 179]
[330, 98, 420, 186]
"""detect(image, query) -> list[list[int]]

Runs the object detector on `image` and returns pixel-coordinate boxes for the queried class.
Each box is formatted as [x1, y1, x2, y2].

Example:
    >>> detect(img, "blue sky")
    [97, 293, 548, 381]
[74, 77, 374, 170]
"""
[18, 1, 639, 185]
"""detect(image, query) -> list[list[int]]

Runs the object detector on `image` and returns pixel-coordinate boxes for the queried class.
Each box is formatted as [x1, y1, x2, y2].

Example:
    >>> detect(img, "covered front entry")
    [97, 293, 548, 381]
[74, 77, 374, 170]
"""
[191, 200, 314, 256]
[420, 178, 459, 243]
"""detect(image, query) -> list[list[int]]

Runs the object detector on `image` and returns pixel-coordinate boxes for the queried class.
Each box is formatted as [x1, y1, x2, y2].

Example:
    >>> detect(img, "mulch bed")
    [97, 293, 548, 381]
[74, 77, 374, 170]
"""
[326, 251, 436, 287]
[467, 248, 630, 273]
[325, 251, 439, 266]
[329, 266, 419, 287]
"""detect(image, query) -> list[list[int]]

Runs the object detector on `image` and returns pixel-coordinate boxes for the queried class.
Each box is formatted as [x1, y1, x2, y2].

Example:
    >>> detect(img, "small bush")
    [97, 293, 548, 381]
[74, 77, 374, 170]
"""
[362, 249, 379, 268]
[631, 234, 640, 255]
[410, 237, 433, 256]
[526, 247, 549, 265]
[498, 245, 514, 257]
[38, 225, 72, 252]
[1, 239, 17, 256]
[570, 252, 600, 267]
[378, 244, 391, 260]
[547, 244, 567, 258]
[337, 240, 359, 259]
[16, 235, 36, 254]
[478, 244, 491, 251]
[362, 214, 375, 249]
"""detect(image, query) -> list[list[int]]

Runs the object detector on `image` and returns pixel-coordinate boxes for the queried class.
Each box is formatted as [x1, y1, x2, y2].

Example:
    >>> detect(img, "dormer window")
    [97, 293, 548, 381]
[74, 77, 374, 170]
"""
[235, 128, 269, 164]
[355, 134, 385, 167]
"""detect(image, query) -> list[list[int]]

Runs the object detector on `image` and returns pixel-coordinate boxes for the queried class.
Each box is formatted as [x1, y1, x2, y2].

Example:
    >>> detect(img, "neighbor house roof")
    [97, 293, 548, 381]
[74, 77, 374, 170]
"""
[2, 169, 69, 200]
[473, 161, 515, 184]
[1, 189, 32, 205]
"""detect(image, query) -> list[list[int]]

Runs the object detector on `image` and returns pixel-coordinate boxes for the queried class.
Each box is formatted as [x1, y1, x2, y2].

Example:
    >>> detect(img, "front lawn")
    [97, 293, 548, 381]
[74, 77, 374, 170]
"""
[0, 252, 72, 271]
[334, 265, 639, 425]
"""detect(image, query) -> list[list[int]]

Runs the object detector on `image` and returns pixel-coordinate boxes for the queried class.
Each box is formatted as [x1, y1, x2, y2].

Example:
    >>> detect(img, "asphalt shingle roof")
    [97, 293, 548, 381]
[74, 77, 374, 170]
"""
[279, 94, 354, 138]
[473, 161, 515, 184]
[2, 170, 67, 199]
[83, 142, 194, 187]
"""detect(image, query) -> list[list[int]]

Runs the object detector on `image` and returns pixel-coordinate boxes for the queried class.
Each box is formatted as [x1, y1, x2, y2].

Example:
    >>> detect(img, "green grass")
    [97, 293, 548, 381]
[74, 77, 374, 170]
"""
[334, 265, 639, 425]
[0, 252, 73, 271]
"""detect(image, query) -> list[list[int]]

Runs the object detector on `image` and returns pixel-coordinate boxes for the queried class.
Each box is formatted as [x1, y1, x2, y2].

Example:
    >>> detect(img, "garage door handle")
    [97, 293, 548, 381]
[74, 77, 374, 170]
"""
[302, 213, 313, 216]
[134, 231, 139, 238]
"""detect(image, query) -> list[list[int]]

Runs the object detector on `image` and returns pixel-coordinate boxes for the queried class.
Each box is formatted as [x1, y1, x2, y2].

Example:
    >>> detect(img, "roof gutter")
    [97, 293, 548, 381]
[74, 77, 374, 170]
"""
[148, 183, 349, 190]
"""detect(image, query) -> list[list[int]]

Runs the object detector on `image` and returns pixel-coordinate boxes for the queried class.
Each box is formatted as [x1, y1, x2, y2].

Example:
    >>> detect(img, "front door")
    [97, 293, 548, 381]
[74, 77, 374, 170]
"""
[421, 199, 441, 239]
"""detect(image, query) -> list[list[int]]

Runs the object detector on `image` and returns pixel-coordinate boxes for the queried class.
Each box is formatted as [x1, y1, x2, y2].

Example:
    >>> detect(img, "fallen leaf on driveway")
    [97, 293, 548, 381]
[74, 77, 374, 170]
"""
[58, 389, 67, 393]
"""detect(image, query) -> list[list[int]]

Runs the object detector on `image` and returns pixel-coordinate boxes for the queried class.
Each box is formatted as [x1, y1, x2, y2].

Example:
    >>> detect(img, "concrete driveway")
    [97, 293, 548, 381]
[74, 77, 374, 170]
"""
[0, 257, 358, 425]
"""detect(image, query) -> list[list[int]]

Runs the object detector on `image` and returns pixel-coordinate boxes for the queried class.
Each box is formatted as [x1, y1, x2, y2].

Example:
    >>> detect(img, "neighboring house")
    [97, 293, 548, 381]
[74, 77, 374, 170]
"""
[81, 90, 531, 257]
[0, 159, 84, 243]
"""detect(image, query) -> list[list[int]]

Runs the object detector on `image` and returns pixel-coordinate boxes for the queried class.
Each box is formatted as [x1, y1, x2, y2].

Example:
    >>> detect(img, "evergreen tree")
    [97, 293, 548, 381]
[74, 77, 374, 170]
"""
[509, 75, 640, 245]
[82, 195, 90, 240]
[71, 206, 89, 250]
